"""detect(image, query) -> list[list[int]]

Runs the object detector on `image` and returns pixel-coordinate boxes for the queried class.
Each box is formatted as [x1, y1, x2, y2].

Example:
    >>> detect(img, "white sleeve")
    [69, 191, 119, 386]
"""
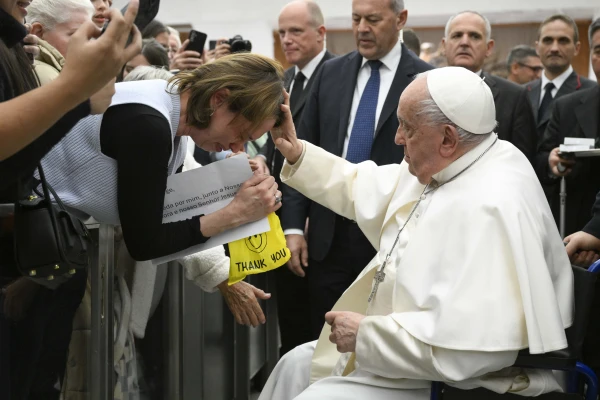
[179, 246, 229, 292]
[281, 141, 406, 249]
[355, 315, 518, 382]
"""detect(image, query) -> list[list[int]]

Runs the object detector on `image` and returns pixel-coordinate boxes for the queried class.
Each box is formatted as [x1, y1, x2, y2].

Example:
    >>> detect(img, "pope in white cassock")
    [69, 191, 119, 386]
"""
[258, 67, 574, 400]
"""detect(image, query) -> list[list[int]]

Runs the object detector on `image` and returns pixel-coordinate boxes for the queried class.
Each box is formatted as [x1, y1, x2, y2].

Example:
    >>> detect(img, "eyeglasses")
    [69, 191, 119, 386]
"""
[517, 63, 543, 73]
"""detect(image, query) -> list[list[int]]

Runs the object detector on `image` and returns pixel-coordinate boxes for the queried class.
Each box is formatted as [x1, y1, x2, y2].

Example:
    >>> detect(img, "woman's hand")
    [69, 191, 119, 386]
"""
[270, 90, 303, 164]
[227, 151, 270, 175]
[23, 24, 40, 65]
[228, 174, 281, 223]
[199, 174, 281, 237]
[218, 280, 270, 327]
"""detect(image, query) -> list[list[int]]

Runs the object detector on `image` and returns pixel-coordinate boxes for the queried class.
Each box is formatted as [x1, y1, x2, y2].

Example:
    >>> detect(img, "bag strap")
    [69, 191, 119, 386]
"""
[35, 163, 66, 250]
[38, 164, 92, 241]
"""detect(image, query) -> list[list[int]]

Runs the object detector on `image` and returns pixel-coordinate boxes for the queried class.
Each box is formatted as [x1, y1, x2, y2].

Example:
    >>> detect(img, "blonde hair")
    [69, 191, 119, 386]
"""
[170, 53, 285, 132]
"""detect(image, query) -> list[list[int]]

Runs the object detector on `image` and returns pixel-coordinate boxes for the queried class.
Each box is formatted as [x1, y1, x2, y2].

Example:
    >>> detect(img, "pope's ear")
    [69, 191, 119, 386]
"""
[440, 124, 460, 157]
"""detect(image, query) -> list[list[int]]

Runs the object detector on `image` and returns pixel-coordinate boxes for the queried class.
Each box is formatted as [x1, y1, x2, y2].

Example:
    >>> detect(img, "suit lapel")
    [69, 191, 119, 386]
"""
[483, 72, 500, 103]
[575, 87, 600, 140]
[291, 51, 333, 119]
[337, 51, 362, 155]
[374, 44, 416, 138]
[555, 72, 578, 99]
[538, 72, 582, 128]
[527, 80, 541, 122]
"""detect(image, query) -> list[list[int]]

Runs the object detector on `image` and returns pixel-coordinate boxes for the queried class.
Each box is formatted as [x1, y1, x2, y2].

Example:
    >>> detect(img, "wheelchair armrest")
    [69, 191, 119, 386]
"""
[514, 348, 575, 369]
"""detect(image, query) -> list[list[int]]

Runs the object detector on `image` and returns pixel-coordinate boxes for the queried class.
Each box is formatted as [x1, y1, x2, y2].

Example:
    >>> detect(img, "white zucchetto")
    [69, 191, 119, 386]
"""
[426, 67, 496, 134]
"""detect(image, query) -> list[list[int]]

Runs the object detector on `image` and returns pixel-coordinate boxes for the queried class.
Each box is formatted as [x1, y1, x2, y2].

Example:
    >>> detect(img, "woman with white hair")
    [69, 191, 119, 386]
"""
[28, 0, 95, 84]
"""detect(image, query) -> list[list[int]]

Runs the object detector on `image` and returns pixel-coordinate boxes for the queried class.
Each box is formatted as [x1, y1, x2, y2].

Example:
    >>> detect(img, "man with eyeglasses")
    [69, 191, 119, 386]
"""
[526, 14, 596, 139]
[506, 45, 543, 84]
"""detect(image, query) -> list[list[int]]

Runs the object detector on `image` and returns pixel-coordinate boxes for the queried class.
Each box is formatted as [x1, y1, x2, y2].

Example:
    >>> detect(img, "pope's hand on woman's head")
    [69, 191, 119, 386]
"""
[271, 90, 303, 165]
[228, 173, 282, 224]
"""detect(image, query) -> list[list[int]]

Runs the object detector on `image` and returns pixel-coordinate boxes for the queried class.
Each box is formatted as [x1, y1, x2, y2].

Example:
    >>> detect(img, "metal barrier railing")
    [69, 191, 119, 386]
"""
[85, 223, 279, 400]
[89, 224, 114, 400]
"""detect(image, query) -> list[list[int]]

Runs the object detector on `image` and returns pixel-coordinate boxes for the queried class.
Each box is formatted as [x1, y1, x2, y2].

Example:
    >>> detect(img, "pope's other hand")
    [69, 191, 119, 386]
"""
[325, 311, 365, 353]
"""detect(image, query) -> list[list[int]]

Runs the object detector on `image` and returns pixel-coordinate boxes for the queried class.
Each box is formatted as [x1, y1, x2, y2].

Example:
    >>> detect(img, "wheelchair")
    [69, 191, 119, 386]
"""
[431, 260, 600, 400]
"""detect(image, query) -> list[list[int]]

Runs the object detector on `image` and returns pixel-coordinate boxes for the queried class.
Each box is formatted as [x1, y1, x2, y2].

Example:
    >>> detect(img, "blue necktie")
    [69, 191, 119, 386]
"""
[346, 60, 382, 163]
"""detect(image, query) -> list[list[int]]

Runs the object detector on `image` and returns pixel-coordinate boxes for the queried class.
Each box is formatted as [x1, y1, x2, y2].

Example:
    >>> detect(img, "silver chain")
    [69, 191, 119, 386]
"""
[368, 137, 498, 303]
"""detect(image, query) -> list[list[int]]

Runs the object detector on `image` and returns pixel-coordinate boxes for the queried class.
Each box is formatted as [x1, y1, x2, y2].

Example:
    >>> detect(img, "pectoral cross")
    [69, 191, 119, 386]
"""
[367, 269, 386, 303]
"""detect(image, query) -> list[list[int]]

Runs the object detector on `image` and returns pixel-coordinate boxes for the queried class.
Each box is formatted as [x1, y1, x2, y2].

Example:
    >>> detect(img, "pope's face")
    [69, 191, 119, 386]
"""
[395, 79, 446, 184]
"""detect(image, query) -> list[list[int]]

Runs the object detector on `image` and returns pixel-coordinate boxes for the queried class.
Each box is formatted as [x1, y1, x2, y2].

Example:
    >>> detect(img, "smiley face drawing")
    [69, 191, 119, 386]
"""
[245, 233, 268, 253]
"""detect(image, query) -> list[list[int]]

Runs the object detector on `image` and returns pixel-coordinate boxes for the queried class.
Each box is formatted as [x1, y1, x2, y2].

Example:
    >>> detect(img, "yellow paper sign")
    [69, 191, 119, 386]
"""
[228, 213, 290, 285]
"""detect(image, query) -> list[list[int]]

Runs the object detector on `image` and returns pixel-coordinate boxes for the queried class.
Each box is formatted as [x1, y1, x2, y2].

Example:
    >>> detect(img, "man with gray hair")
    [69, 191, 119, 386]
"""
[506, 45, 543, 84]
[258, 66, 573, 400]
[280, 0, 432, 341]
[443, 11, 537, 162]
[28, 0, 94, 84]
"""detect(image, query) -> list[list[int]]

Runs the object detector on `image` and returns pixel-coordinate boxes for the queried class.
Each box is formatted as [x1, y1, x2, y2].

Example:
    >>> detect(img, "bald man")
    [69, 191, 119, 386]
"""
[257, 0, 335, 356]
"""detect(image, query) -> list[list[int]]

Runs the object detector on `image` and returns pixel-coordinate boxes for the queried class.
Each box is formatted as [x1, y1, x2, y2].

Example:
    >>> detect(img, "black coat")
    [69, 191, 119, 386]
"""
[482, 72, 537, 161]
[535, 86, 600, 236]
[280, 44, 433, 261]
[260, 51, 336, 185]
[525, 71, 596, 139]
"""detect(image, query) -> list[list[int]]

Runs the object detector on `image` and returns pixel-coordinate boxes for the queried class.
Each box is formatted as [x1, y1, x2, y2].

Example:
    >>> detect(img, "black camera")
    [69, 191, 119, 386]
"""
[227, 35, 252, 53]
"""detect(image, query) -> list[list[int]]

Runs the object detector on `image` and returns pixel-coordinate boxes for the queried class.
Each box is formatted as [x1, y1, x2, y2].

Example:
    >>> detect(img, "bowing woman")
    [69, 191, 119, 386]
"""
[40, 53, 285, 261]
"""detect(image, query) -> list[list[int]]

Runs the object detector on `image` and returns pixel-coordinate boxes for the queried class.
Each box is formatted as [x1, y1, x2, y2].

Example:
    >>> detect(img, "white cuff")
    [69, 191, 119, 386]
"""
[283, 229, 304, 237]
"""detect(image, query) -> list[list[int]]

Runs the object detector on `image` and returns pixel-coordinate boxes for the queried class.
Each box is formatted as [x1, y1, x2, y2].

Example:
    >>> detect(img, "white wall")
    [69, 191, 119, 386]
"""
[119, 0, 599, 58]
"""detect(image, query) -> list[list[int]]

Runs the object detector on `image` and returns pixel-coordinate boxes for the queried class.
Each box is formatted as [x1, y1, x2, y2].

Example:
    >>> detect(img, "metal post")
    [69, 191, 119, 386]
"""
[165, 263, 184, 400]
[90, 224, 114, 400]
[233, 309, 251, 400]
[264, 271, 279, 376]
[560, 177, 567, 239]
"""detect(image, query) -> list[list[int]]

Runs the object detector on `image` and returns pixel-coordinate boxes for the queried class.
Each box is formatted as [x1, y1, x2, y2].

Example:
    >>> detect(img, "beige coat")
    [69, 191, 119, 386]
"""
[33, 38, 64, 85]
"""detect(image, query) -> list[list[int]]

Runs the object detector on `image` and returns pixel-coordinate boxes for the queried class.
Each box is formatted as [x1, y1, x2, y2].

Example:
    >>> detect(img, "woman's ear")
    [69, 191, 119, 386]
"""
[211, 88, 231, 109]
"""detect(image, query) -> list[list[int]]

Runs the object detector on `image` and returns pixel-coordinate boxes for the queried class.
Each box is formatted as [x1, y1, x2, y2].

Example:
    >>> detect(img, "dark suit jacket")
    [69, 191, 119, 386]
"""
[535, 86, 600, 236]
[260, 51, 335, 184]
[584, 190, 600, 239]
[482, 72, 537, 161]
[526, 71, 596, 139]
[281, 44, 433, 261]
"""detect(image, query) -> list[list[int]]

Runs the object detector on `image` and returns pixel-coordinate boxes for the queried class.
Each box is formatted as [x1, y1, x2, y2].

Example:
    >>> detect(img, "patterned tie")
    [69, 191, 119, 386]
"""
[538, 82, 556, 123]
[289, 71, 306, 111]
[346, 60, 382, 163]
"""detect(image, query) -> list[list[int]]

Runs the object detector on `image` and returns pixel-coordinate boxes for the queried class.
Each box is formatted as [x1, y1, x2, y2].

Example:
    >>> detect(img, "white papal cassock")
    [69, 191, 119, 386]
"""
[259, 134, 573, 400]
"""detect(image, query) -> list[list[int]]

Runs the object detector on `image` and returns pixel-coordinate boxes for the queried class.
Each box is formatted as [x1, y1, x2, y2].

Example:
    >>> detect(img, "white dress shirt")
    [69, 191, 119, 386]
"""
[539, 65, 574, 105]
[288, 48, 327, 95]
[342, 40, 402, 158]
[282, 48, 327, 237]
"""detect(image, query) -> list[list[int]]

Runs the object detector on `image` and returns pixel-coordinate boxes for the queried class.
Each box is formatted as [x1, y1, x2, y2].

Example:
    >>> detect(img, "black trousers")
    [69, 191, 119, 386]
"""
[274, 264, 312, 357]
[3, 271, 86, 400]
[307, 216, 376, 338]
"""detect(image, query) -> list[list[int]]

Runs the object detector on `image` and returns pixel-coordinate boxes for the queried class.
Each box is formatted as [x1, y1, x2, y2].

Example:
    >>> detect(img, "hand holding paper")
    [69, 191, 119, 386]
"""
[270, 90, 304, 164]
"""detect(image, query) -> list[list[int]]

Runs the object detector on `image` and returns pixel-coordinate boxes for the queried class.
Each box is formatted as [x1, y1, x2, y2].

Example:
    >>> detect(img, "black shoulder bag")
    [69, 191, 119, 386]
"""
[13, 164, 92, 289]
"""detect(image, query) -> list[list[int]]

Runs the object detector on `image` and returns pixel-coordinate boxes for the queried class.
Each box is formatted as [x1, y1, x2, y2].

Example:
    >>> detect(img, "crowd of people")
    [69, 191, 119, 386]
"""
[0, 0, 599, 398]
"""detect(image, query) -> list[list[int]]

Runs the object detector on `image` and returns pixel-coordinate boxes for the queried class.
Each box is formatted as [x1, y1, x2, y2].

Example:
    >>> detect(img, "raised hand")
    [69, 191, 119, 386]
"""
[270, 90, 303, 164]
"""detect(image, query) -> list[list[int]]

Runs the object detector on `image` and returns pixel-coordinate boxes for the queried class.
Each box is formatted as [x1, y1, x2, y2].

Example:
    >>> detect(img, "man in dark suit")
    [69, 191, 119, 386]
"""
[443, 11, 538, 161]
[255, 0, 334, 356]
[535, 18, 600, 238]
[525, 14, 596, 140]
[281, 0, 433, 337]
